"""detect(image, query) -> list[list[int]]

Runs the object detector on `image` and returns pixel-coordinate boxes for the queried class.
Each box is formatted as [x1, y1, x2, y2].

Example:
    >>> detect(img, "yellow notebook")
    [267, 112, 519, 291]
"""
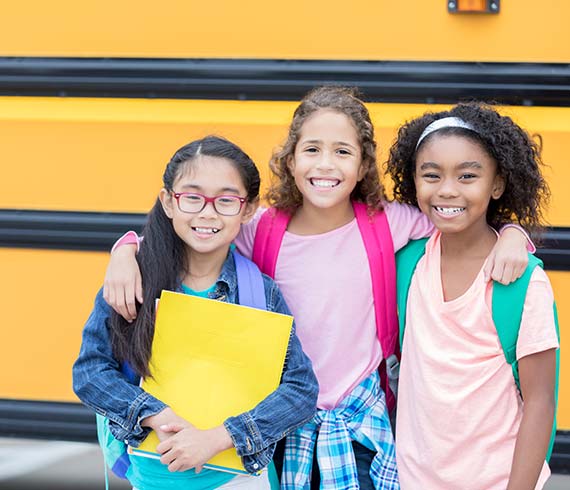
[129, 289, 293, 474]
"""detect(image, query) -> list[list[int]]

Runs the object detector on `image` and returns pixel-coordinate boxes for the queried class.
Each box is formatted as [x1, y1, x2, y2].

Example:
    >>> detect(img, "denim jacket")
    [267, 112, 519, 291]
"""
[73, 252, 318, 474]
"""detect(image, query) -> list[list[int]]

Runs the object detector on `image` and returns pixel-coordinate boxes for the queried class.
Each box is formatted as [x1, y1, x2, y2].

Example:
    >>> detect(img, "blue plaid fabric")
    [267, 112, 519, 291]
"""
[281, 371, 399, 490]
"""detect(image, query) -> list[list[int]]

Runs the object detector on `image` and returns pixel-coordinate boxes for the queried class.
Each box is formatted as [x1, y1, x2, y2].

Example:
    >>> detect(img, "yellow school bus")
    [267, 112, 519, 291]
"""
[0, 0, 568, 470]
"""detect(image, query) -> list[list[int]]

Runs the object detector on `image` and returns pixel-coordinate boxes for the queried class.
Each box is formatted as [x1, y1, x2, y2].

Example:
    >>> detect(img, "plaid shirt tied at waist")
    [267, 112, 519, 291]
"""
[281, 370, 399, 490]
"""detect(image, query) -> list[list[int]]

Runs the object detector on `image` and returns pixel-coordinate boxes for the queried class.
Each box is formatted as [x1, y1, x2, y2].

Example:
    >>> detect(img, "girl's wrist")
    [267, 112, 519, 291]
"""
[499, 224, 536, 253]
[210, 425, 234, 452]
[141, 407, 174, 429]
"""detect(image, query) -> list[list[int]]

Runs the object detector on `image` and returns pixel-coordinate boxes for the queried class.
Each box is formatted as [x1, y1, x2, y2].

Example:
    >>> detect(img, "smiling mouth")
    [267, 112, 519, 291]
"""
[434, 206, 466, 215]
[192, 227, 220, 234]
[309, 178, 340, 188]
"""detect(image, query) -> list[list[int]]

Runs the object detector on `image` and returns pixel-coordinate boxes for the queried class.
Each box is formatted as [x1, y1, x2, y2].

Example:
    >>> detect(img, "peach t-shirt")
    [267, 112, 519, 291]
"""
[396, 231, 559, 490]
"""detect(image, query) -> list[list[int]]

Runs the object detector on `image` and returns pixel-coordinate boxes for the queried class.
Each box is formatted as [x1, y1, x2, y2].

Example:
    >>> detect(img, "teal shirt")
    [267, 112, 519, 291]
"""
[128, 282, 235, 490]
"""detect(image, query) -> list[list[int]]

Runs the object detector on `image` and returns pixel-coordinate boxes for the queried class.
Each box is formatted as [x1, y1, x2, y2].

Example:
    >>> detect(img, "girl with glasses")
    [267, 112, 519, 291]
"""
[73, 135, 318, 490]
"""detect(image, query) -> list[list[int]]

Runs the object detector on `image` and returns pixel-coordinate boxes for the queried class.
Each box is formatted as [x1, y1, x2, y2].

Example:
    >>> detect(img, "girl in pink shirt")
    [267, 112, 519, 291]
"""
[104, 87, 531, 489]
[387, 103, 559, 489]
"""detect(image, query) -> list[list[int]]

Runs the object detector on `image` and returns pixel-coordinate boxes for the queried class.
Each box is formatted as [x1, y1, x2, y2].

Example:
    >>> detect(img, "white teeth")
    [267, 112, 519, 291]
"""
[435, 206, 465, 215]
[193, 227, 219, 234]
[311, 178, 339, 188]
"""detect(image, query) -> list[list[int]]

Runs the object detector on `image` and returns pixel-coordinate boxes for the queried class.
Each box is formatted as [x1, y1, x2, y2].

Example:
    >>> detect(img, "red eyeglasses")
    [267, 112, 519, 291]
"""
[172, 192, 247, 216]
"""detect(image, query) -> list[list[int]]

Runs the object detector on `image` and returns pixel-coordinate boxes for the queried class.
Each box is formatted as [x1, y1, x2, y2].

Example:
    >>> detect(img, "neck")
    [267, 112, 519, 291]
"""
[183, 246, 229, 291]
[440, 222, 497, 260]
[289, 199, 355, 235]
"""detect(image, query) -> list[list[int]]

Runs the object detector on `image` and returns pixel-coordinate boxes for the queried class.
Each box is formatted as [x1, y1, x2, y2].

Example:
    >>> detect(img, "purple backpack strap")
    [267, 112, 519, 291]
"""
[233, 249, 267, 310]
[252, 208, 290, 278]
[353, 201, 398, 412]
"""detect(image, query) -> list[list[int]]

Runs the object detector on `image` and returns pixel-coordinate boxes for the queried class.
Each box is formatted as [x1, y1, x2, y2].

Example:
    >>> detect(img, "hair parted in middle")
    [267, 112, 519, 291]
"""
[265, 86, 386, 213]
[109, 135, 260, 378]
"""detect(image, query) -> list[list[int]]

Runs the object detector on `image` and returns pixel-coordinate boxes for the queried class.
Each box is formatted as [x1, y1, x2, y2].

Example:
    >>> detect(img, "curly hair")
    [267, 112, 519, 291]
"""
[386, 102, 550, 233]
[265, 86, 385, 213]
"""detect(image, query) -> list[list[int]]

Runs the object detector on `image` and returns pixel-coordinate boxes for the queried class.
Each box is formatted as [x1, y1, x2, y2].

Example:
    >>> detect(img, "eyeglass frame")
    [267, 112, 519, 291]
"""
[171, 191, 248, 216]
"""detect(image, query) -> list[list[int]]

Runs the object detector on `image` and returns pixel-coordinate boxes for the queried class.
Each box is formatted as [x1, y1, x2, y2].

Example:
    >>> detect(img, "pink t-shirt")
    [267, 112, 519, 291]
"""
[396, 231, 559, 490]
[234, 201, 434, 409]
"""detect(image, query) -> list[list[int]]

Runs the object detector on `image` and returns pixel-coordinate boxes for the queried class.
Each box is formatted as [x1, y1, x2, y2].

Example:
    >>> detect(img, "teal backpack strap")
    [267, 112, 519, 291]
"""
[491, 254, 542, 389]
[492, 254, 560, 462]
[395, 238, 429, 347]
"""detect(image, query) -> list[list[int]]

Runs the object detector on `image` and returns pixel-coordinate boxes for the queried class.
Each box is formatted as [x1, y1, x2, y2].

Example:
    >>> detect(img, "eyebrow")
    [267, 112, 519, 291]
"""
[419, 160, 483, 170]
[458, 161, 483, 169]
[301, 139, 358, 150]
[179, 183, 242, 194]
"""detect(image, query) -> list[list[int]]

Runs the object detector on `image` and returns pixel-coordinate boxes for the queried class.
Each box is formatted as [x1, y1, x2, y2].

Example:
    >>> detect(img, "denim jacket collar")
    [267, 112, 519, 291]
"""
[176, 250, 237, 302]
[209, 250, 237, 301]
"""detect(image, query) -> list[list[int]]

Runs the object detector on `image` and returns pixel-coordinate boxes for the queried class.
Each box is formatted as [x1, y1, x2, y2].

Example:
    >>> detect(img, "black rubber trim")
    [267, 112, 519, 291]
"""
[0, 57, 569, 106]
[1, 398, 568, 471]
[1, 209, 570, 270]
[0, 209, 146, 251]
[0, 399, 96, 442]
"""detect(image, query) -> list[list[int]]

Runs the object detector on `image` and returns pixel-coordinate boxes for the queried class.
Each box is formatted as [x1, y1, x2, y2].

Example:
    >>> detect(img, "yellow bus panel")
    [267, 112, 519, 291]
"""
[0, 1, 569, 62]
[0, 97, 569, 226]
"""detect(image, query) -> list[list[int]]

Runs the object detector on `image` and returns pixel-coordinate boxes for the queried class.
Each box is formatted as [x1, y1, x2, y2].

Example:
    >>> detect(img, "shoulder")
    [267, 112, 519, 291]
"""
[382, 201, 435, 250]
[515, 266, 559, 359]
[524, 265, 555, 306]
[234, 207, 269, 259]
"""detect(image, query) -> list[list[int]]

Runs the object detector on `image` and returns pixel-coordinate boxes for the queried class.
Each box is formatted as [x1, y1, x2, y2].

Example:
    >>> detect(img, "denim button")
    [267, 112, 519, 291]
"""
[253, 463, 259, 469]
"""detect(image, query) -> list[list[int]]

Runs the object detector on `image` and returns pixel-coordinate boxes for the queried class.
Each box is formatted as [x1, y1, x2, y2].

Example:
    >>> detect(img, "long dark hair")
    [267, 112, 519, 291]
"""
[109, 136, 260, 377]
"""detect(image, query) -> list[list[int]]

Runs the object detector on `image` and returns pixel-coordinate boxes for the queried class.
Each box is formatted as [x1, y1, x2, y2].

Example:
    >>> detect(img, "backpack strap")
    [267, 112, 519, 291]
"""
[492, 254, 543, 387]
[395, 238, 429, 347]
[233, 249, 267, 310]
[252, 203, 400, 409]
[353, 202, 399, 411]
[252, 208, 290, 278]
[492, 254, 560, 461]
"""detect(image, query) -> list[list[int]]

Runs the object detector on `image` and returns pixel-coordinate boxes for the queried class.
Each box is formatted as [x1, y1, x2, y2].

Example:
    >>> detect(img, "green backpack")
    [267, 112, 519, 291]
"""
[395, 238, 560, 461]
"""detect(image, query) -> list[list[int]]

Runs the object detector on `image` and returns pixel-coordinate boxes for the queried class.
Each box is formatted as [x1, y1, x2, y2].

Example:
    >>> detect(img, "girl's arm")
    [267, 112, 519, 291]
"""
[103, 242, 141, 322]
[103, 210, 265, 321]
[506, 348, 556, 490]
[155, 279, 319, 474]
[72, 289, 171, 446]
[386, 201, 533, 284]
[484, 226, 534, 285]
[154, 421, 234, 473]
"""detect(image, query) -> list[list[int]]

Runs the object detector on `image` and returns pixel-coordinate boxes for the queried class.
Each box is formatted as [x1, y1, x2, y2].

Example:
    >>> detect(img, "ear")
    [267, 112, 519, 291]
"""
[491, 174, 505, 200]
[241, 198, 259, 224]
[357, 160, 367, 182]
[159, 188, 175, 218]
[286, 155, 295, 173]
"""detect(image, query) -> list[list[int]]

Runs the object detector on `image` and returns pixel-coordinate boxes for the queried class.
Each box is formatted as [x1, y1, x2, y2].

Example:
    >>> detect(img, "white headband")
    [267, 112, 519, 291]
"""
[415, 116, 477, 150]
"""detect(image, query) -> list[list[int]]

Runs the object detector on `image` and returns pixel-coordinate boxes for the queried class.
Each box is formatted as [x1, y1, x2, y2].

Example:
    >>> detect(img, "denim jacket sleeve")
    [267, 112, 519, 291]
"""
[72, 288, 168, 446]
[223, 276, 319, 473]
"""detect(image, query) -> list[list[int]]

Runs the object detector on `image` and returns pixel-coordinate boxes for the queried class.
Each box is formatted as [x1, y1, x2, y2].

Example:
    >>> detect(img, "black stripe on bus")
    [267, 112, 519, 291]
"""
[0, 58, 569, 106]
[0, 399, 96, 442]
[0, 398, 569, 471]
[1, 209, 570, 270]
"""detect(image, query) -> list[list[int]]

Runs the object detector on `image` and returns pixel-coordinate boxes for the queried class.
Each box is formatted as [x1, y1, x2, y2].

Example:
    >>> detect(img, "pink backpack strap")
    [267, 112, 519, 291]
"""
[252, 208, 290, 277]
[353, 201, 399, 411]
